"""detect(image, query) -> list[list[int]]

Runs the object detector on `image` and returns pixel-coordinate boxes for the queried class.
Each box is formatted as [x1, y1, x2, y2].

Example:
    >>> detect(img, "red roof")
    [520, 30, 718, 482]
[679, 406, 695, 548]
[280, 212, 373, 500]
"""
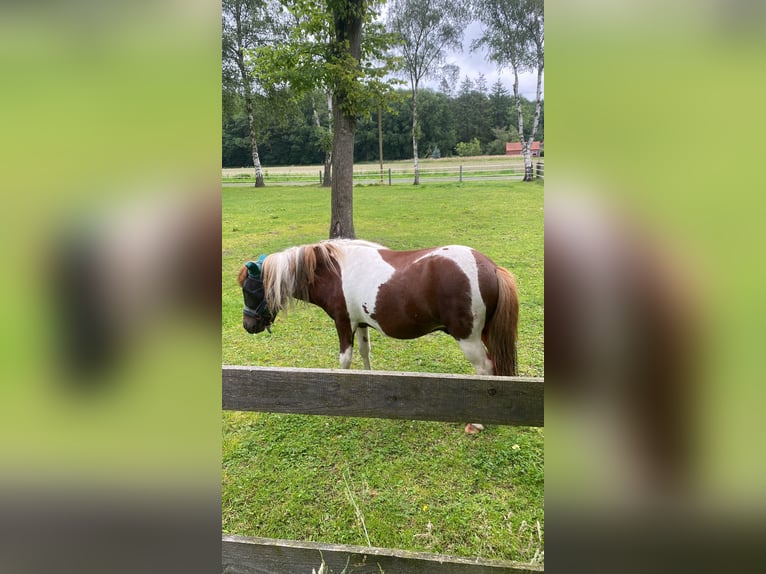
[505, 141, 542, 154]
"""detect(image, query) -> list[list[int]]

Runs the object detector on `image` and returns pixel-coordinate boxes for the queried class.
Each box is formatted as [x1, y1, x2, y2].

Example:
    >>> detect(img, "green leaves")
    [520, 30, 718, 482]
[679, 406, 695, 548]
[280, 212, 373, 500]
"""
[472, 0, 543, 72]
[251, 0, 400, 118]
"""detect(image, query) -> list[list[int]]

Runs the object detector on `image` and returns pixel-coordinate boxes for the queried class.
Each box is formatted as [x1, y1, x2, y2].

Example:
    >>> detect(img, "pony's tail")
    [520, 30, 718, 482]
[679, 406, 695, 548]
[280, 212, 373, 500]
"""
[486, 266, 519, 376]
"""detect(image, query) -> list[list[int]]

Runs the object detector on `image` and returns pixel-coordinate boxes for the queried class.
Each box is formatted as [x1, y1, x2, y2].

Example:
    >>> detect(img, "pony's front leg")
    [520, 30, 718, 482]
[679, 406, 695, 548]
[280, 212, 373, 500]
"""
[357, 326, 371, 370]
[336, 320, 354, 369]
[339, 346, 353, 369]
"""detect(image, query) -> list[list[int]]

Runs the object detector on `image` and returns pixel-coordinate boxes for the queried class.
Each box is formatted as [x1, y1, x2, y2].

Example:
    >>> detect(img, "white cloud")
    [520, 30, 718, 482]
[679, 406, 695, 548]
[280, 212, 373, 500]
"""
[417, 21, 544, 99]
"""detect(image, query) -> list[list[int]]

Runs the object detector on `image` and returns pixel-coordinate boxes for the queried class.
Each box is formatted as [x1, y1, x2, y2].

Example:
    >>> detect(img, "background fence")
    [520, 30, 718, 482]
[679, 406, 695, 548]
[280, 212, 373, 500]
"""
[222, 366, 544, 573]
[223, 160, 544, 187]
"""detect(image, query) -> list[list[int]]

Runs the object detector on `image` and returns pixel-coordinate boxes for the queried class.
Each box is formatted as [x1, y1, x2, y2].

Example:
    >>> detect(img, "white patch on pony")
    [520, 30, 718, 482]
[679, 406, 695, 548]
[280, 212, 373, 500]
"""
[458, 337, 493, 375]
[338, 243, 395, 332]
[339, 346, 353, 369]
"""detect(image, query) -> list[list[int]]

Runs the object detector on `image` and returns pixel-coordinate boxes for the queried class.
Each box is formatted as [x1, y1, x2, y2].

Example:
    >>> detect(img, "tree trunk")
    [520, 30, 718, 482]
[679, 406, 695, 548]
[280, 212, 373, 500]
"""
[244, 92, 266, 187]
[330, 99, 356, 238]
[312, 93, 333, 187]
[412, 82, 420, 185]
[522, 142, 534, 181]
[512, 66, 534, 182]
[378, 107, 384, 184]
[323, 153, 333, 187]
[527, 58, 544, 181]
[233, 10, 264, 188]
[323, 91, 333, 187]
[328, 2, 363, 239]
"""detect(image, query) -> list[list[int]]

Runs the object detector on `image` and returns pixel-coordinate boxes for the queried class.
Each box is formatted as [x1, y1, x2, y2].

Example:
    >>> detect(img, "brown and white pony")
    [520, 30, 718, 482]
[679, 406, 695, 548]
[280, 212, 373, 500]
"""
[238, 239, 519, 402]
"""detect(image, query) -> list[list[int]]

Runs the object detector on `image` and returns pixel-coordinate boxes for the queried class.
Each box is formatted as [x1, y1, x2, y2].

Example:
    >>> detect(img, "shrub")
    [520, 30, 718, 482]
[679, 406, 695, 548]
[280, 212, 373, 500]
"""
[455, 138, 481, 157]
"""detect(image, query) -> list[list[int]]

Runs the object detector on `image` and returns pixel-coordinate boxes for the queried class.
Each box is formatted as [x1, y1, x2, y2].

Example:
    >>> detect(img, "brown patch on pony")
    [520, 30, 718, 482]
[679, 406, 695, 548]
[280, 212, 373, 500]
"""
[236, 265, 248, 287]
[376, 249, 473, 340]
[302, 244, 355, 354]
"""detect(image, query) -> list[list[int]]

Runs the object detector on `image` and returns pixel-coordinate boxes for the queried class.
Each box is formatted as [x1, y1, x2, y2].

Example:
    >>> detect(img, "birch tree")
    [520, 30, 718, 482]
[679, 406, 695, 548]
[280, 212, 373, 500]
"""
[222, 0, 285, 187]
[473, 0, 543, 181]
[388, 0, 468, 185]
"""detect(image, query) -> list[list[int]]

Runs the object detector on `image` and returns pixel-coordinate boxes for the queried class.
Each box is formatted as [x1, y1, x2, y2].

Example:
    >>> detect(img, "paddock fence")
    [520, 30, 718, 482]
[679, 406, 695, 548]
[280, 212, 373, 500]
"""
[223, 160, 544, 187]
[222, 366, 545, 573]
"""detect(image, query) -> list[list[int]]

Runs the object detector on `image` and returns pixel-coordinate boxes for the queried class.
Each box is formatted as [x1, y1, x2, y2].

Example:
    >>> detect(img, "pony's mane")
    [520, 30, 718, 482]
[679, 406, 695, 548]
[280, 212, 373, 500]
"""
[262, 240, 385, 313]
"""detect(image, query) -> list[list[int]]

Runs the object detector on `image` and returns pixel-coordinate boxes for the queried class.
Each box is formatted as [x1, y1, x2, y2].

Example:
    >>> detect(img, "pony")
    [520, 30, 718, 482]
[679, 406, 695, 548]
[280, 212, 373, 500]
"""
[238, 240, 519, 430]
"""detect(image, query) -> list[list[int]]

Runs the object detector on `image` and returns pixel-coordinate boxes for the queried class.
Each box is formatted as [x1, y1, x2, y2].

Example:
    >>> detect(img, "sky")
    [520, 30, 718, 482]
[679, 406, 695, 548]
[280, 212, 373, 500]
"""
[434, 21, 544, 99]
[383, 13, 544, 100]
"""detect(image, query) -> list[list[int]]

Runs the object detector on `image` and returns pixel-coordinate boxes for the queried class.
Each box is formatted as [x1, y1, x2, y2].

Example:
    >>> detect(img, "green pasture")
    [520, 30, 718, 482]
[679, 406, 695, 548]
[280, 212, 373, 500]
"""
[222, 180, 544, 564]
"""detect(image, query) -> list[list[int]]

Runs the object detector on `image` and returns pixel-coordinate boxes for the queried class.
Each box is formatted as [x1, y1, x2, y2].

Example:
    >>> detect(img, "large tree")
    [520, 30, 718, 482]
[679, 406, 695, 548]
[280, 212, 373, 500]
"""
[473, 0, 544, 181]
[388, 0, 467, 185]
[222, 0, 285, 187]
[255, 0, 397, 238]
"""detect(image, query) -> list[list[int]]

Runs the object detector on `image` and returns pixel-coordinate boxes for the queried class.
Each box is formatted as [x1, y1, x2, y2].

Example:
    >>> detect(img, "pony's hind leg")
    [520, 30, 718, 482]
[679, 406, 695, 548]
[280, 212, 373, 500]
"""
[458, 336, 492, 434]
[458, 337, 493, 376]
[357, 326, 371, 370]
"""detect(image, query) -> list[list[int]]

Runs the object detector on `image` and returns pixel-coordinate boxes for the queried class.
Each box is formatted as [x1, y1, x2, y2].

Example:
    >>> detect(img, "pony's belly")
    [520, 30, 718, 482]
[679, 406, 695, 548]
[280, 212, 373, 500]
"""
[351, 304, 445, 339]
[375, 321, 446, 340]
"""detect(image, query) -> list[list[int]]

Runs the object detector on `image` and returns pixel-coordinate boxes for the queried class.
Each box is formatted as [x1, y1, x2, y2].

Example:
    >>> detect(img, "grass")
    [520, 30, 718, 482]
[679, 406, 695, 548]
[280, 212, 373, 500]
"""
[222, 179, 543, 565]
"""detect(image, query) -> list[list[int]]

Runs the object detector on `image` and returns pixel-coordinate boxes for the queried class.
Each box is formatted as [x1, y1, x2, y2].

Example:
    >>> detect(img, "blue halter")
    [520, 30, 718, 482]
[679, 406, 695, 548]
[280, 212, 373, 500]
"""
[242, 254, 272, 329]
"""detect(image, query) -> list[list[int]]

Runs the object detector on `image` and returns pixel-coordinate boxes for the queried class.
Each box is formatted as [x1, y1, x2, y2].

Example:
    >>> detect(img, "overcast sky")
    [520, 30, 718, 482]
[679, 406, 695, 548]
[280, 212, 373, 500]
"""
[377, 6, 544, 100]
[433, 20, 544, 99]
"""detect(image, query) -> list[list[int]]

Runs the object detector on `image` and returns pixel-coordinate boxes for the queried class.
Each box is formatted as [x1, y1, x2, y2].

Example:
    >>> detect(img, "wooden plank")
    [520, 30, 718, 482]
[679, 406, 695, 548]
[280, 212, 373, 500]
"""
[222, 366, 543, 427]
[222, 535, 543, 574]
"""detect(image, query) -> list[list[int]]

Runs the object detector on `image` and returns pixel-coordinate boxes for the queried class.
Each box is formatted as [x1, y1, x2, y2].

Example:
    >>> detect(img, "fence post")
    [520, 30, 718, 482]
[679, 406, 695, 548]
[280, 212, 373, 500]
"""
[459, 165, 463, 183]
[535, 162, 543, 179]
[388, 168, 392, 186]
[320, 170, 323, 184]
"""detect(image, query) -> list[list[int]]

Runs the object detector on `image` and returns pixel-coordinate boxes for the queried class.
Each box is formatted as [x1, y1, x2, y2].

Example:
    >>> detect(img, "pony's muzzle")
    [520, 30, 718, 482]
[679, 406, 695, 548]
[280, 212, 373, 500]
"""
[242, 312, 274, 335]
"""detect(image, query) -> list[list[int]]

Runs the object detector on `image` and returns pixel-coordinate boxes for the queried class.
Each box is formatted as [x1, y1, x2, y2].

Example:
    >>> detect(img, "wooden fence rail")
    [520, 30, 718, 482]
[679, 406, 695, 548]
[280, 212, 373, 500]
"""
[222, 366, 543, 426]
[222, 535, 543, 574]
[222, 366, 544, 573]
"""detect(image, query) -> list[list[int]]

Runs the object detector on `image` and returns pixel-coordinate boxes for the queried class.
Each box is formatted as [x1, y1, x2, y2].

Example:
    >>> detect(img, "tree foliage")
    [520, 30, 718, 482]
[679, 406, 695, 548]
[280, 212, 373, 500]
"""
[223, 83, 543, 167]
[253, 0, 399, 118]
[222, 0, 290, 186]
[473, 0, 544, 180]
[387, 0, 469, 183]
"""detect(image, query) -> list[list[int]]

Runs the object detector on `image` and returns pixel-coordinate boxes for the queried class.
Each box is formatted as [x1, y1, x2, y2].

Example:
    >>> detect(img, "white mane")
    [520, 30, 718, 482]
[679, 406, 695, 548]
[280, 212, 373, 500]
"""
[262, 239, 387, 313]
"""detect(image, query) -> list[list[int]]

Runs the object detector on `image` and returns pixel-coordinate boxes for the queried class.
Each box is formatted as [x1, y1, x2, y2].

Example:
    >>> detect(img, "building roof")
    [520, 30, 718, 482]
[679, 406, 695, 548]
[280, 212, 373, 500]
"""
[505, 141, 542, 153]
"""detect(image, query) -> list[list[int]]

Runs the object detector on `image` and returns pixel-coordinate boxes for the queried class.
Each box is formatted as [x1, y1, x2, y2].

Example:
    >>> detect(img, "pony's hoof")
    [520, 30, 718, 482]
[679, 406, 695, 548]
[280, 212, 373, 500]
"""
[464, 423, 484, 434]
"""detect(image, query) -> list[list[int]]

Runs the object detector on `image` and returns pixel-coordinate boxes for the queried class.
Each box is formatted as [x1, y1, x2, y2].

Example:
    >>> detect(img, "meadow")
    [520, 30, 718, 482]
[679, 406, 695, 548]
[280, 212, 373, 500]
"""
[222, 179, 544, 563]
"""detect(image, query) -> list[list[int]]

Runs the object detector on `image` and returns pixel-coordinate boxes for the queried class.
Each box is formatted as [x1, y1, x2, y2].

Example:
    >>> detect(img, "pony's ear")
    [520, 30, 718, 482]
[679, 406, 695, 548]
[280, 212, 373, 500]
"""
[237, 265, 249, 287]
[245, 260, 260, 277]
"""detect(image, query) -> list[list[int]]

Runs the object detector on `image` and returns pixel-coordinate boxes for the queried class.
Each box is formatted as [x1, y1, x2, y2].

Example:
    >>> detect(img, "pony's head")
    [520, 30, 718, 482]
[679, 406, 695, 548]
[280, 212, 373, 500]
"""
[238, 256, 277, 334]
